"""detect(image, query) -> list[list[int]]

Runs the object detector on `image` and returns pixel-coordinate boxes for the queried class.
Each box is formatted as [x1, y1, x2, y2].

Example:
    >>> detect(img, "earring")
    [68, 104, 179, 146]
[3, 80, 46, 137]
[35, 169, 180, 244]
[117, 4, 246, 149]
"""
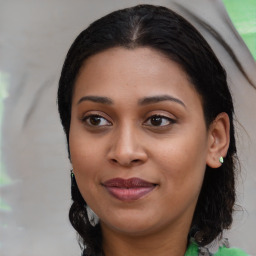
[219, 156, 224, 164]
[71, 170, 75, 187]
[70, 170, 87, 206]
[70, 170, 78, 201]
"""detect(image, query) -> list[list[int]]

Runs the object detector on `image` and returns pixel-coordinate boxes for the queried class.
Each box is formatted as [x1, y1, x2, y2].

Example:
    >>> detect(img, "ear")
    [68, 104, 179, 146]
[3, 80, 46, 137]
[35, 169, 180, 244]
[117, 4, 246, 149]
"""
[206, 113, 230, 168]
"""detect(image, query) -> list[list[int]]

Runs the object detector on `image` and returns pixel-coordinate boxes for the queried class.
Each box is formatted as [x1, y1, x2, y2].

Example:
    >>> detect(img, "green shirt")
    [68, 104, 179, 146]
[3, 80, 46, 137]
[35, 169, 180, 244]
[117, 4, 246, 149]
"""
[185, 241, 249, 256]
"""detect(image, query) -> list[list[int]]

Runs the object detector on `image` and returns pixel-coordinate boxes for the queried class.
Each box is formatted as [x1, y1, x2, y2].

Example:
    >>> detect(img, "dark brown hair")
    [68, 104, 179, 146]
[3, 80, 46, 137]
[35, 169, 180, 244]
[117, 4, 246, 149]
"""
[58, 4, 237, 255]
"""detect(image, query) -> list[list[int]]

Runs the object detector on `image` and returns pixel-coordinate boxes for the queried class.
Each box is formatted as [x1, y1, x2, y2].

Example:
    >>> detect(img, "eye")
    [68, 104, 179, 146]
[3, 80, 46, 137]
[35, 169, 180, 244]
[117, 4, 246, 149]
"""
[82, 114, 112, 127]
[144, 115, 176, 127]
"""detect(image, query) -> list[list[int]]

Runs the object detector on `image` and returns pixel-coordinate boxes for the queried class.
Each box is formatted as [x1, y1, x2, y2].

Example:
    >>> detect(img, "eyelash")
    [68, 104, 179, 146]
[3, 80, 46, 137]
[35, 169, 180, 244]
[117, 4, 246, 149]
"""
[81, 114, 112, 127]
[143, 115, 176, 127]
[81, 113, 176, 129]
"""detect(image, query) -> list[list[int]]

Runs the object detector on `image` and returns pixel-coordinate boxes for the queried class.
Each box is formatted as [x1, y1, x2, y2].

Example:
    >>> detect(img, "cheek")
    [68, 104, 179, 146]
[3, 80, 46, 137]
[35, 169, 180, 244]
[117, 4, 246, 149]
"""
[70, 141, 100, 169]
[69, 115, 104, 169]
[152, 131, 208, 193]
[69, 126, 104, 194]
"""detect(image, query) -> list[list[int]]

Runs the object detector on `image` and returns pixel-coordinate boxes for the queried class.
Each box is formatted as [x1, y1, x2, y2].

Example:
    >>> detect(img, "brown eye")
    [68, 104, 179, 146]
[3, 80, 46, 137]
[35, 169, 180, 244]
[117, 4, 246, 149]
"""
[151, 116, 163, 126]
[83, 115, 111, 127]
[144, 115, 175, 127]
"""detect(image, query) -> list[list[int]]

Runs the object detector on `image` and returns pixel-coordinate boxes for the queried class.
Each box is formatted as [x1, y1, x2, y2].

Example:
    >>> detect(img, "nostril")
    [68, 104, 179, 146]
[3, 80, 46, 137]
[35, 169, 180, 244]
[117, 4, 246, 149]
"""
[110, 158, 141, 166]
[111, 159, 118, 164]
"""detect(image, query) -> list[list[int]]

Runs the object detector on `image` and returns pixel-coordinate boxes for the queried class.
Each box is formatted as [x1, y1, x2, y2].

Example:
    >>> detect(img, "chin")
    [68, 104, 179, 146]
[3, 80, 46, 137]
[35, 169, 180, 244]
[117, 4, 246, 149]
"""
[110, 223, 156, 237]
[101, 211, 167, 237]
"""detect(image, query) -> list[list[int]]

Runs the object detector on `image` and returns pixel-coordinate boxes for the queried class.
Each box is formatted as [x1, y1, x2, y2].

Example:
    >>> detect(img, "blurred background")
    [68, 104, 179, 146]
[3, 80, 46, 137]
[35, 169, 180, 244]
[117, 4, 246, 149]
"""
[0, 0, 255, 255]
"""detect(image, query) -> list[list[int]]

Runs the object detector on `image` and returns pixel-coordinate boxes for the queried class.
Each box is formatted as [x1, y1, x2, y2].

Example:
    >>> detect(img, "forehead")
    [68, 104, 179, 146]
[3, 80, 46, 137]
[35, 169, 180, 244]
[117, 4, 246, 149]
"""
[73, 47, 202, 108]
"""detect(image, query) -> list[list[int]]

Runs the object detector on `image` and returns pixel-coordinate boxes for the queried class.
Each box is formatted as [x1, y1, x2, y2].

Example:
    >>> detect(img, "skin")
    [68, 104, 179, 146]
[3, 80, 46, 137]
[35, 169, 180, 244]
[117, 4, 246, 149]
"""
[69, 47, 230, 256]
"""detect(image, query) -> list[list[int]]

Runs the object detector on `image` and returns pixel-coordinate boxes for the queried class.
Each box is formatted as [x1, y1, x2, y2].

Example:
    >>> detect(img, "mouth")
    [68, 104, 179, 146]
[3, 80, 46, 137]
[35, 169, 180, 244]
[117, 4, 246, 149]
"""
[102, 177, 157, 201]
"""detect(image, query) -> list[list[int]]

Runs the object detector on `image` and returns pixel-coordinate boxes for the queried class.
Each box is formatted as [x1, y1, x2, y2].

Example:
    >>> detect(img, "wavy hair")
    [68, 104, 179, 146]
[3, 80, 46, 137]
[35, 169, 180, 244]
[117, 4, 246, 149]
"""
[58, 4, 237, 255]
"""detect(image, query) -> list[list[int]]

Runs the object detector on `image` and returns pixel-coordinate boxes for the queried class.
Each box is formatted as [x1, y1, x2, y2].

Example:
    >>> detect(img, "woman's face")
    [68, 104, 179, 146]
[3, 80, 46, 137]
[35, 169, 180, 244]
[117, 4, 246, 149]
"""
[69, 47, 212, 237]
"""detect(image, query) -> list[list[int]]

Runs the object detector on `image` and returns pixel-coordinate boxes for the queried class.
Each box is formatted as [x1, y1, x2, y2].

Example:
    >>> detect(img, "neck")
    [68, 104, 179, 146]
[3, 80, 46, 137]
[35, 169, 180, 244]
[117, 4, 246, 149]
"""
[101, 221, 190, 256]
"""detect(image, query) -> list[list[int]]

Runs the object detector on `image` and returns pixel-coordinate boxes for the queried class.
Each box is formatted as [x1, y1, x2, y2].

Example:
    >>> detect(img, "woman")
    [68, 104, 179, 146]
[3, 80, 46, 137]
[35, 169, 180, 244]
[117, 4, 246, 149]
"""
[58, 4, 248, 256]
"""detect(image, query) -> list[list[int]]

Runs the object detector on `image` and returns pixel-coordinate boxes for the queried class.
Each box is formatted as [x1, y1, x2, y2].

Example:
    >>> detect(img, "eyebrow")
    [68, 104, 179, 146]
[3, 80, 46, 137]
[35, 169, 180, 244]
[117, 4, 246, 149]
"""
[138, 95, 186, 108]
[77, 96, 113, 105]
[77, 94, 186, 108]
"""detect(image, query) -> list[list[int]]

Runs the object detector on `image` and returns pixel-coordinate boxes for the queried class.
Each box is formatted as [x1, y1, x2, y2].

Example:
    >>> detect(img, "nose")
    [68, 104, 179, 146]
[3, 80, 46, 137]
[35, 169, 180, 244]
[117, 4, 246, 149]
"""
[107, 124, 148, 167]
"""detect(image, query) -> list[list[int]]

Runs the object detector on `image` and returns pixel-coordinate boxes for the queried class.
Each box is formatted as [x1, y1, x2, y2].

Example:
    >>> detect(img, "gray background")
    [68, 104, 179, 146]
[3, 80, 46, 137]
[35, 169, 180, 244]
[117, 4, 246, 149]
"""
[0, 0, 255, 255]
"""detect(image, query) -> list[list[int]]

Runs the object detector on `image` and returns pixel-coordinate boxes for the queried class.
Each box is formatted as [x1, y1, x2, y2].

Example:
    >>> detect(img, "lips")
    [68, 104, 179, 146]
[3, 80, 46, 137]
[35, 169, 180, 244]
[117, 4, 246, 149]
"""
[103, 178, 156, 201]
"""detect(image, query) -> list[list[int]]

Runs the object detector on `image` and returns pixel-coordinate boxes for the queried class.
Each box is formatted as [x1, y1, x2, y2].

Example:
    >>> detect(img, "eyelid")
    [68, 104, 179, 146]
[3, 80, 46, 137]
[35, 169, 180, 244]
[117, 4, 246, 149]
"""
[143, 114, 177, 127]
[143, 110, 177, 122]
[80, 112, 113, 127]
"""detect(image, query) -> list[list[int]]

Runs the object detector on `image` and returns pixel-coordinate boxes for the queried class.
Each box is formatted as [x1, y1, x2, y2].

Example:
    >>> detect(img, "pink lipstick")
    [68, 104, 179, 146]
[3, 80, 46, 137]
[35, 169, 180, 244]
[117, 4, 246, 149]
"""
[103, 178, 156, 201]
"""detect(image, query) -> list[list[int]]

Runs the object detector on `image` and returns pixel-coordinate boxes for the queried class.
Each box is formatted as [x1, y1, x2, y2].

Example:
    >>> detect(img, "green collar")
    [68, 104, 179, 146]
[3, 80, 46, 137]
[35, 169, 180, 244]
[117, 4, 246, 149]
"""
[185, 240, 248, 256]
[185, 241, 202, 256]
